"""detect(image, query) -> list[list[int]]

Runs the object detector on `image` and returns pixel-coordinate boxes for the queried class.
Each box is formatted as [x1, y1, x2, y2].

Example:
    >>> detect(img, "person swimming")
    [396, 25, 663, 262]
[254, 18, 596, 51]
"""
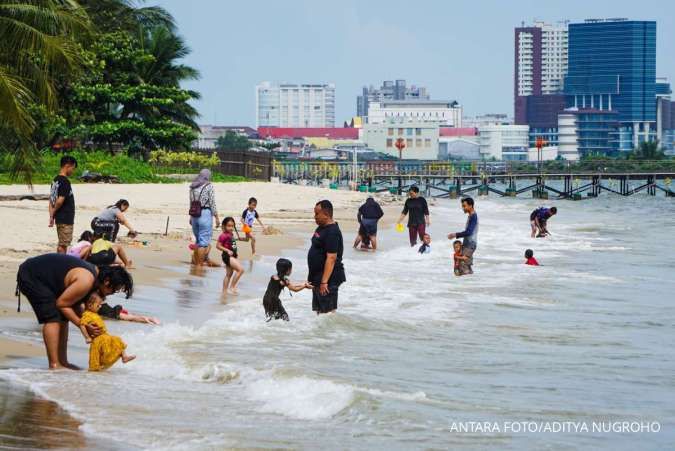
[525, 249, 540, 266]
[418, 233, 431, 254]
[262, 258, 312, 321]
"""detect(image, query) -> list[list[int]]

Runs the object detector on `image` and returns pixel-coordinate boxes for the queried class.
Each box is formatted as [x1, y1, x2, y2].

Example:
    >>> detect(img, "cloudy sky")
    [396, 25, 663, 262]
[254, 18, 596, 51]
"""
[157, 0, 675, 126]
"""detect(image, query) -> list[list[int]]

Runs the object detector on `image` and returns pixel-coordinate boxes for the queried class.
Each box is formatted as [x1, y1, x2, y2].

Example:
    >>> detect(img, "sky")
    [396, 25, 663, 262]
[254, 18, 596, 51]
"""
[156, 0, 675, 126]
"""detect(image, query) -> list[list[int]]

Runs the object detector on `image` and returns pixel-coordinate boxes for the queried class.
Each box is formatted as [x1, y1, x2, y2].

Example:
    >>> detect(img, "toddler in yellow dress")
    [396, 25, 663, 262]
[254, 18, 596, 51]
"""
[80, 293, 136, 371]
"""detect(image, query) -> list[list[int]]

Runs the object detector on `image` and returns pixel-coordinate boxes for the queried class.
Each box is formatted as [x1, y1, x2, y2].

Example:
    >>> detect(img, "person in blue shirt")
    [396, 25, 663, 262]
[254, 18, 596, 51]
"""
[530, 206, 557, 238]
[447, 197, 478, 275]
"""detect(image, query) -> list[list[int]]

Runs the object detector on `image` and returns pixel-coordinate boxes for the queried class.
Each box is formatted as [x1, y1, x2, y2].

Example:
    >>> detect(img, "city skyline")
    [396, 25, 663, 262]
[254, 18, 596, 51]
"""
[156, 0, 674, 126]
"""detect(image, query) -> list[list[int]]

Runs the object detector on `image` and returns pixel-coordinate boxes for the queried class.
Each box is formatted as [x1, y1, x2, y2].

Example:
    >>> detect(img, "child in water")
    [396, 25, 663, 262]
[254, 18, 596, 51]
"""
[217, 217, 245, 294]
[263, 258, 312, 321]
[240, 197, 265, 255]
[524, 249, 540, 266]
[418, 233, 432, 254]
[79, 293, 136, 371]
[452, 240, 471, 276]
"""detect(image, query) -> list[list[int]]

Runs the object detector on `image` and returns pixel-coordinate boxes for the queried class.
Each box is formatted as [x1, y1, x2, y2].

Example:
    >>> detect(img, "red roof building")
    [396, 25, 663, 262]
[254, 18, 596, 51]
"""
[258, 127, 359, 139]
[439, 127, 478, 137]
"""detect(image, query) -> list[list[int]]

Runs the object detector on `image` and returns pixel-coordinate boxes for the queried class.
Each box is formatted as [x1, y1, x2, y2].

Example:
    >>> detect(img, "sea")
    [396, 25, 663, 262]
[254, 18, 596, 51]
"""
[1, 195, 674, 450]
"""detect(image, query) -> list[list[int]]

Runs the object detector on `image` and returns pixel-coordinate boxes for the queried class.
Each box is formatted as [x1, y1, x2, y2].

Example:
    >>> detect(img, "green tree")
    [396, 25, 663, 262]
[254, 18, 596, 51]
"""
[0, 0, 90, 181]
[628, 140, 666, 161]
[215, 131, 251, 151]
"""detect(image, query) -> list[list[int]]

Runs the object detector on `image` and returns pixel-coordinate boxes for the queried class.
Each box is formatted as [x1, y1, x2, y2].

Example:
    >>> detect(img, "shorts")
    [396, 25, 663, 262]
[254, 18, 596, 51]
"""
[312, 286, 339, 313]
[360, 218, 378, 236]
[88, 249, 116, 266]
[191, 208, 213, 248]
[221, 251, 238, 267]
[16, 263, 64, 324]
[56, 223, 74, 248]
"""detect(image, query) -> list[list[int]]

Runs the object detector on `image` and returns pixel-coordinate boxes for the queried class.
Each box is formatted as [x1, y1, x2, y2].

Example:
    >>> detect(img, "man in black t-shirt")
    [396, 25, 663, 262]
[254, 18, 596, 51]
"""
[307, 200, 345, 314]
[49, 156, 77, 253]
[397, 186, 430, 246]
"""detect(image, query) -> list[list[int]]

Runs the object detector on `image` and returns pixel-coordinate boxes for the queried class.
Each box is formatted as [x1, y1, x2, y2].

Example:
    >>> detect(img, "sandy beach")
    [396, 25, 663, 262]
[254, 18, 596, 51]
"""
[0, 181, 398, 352]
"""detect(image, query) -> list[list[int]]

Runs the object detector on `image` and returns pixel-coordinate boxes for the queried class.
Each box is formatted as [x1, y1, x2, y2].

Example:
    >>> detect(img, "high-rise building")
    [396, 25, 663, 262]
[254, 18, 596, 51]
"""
[656, 78, 673, 151]
[357, 80, 429, 118]
[514, 21, 568, 123]
[255, 82, 335, 128]
[564, 19, 656, 151]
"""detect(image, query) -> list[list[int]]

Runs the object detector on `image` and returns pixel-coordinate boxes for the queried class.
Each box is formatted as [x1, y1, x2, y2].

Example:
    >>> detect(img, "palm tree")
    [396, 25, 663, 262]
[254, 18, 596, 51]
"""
[79, 0, 174, 34]
[0, 0, 89, 139]
[136, 25, 200, 129]
[0, 0, 90, 182]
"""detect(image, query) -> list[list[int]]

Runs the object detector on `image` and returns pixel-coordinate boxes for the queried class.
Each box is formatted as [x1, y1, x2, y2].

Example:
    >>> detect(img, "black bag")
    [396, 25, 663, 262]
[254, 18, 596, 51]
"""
[189, 185, 206, 218]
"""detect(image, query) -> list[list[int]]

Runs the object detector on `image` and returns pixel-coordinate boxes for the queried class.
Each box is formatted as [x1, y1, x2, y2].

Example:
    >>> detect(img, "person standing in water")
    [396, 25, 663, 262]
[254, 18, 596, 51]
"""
[16, 253, 133, 369]
[397, 186, 430, 247]
[530, 206, 557, 238]
[308, 200, 345, 315]
[447, 197, 478, 275]
[49, 156, 77, 253]
[188, 169, 220, 266]
[354, 196, 384, 250]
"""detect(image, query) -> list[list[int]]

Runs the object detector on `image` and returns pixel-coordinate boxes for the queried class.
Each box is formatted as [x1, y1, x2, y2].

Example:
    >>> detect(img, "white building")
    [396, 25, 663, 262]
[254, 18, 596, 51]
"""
[360, 120, 439, 160]
[255, 82, 335, 128]
[477, 124, 530, 160]
[366, 100, 462, 127]
[516, 20, 568, 97]
[556, 112, 581, 160]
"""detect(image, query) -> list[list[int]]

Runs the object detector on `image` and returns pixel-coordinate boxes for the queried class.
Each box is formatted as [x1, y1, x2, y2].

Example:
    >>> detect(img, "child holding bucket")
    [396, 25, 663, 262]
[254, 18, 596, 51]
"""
[240, 197, 266, 255]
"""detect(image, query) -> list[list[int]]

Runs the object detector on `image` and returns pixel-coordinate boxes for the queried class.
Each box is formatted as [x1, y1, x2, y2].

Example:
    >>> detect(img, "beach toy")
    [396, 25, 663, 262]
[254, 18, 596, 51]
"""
[242, 224, 252, 234]
[395, 223, 405, 233]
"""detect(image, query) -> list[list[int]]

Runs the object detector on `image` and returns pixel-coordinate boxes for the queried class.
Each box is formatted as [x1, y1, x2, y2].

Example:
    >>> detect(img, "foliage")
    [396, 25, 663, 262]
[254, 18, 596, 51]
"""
[215, 131, 251, 151]
[627, 140, 666, 161]
[0, 149, 244, 184]
[149, 149, 219, 168]
[1, 1, 202, 185]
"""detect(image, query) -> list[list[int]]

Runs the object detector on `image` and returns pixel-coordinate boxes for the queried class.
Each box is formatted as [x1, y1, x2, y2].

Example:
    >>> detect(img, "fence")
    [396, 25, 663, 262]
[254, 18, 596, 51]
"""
[194, 149, 272, 181]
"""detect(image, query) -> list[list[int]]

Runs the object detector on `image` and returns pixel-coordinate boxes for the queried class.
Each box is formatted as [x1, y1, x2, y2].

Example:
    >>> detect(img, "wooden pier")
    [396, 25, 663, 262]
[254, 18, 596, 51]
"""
[271, 160, 675, 199]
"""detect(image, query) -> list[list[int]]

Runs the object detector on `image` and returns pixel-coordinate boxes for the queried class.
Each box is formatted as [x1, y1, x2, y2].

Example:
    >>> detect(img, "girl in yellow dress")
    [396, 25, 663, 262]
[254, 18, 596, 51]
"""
[80, 293, 136, 371]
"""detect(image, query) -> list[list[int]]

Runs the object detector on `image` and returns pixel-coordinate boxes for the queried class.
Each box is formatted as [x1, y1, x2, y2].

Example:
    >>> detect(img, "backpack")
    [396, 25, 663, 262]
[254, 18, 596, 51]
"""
[189, 185, 207, 218]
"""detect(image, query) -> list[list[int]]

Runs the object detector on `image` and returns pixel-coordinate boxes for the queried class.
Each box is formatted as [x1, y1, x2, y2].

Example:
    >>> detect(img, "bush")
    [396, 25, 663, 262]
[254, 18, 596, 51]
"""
[0, 149, 244, 184]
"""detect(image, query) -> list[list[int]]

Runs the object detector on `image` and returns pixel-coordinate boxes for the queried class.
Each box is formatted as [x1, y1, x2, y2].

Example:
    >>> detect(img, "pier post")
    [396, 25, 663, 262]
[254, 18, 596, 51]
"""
[505, 177, 517, 197]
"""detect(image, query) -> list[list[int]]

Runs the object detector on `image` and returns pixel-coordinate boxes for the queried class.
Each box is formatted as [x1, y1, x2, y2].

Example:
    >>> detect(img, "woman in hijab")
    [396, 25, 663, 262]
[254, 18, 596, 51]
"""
[189, 169, 220, 266]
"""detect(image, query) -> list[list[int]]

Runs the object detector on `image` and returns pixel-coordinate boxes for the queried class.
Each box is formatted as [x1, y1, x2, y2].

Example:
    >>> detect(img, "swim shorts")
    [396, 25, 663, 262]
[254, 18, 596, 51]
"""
[312, 286, 339, 313]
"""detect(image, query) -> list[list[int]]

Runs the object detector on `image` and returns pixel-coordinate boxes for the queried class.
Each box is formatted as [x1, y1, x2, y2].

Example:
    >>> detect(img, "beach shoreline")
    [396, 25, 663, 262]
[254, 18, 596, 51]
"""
[0, 182, 401, 448]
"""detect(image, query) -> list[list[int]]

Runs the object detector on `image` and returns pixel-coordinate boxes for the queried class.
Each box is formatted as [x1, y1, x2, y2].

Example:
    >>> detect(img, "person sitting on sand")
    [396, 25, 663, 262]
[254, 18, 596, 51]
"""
[530, 206, 557, 238]
[217, 217, 245, 295]
[418, 233, 432, 254]
[91, 199, 138, 243]
[88, 234, 133, 268]
[263, 258, 312, 321]
[240, 197, 265, 255]
[68, 231, 94, 259]
[524, 249, 539, 266]
[79, 293, 136, 371]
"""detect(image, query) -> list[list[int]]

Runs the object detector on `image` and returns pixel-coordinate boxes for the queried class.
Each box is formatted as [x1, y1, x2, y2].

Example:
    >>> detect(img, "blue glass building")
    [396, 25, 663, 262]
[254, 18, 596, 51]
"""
[564, 19, 656, 152]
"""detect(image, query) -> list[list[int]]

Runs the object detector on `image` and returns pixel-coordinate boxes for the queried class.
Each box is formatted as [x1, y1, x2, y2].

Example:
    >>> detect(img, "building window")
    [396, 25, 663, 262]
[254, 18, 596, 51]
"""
[386, 139, 393, 148]
[415, 128, 422, 136]
[387, 128, 394, 136]
[406, 139, 413, 148]
[416, 139, 422, 147]
[425, 139, 431, 147]
[398, 128, 404, 136]
[406, 128, 413, 135]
